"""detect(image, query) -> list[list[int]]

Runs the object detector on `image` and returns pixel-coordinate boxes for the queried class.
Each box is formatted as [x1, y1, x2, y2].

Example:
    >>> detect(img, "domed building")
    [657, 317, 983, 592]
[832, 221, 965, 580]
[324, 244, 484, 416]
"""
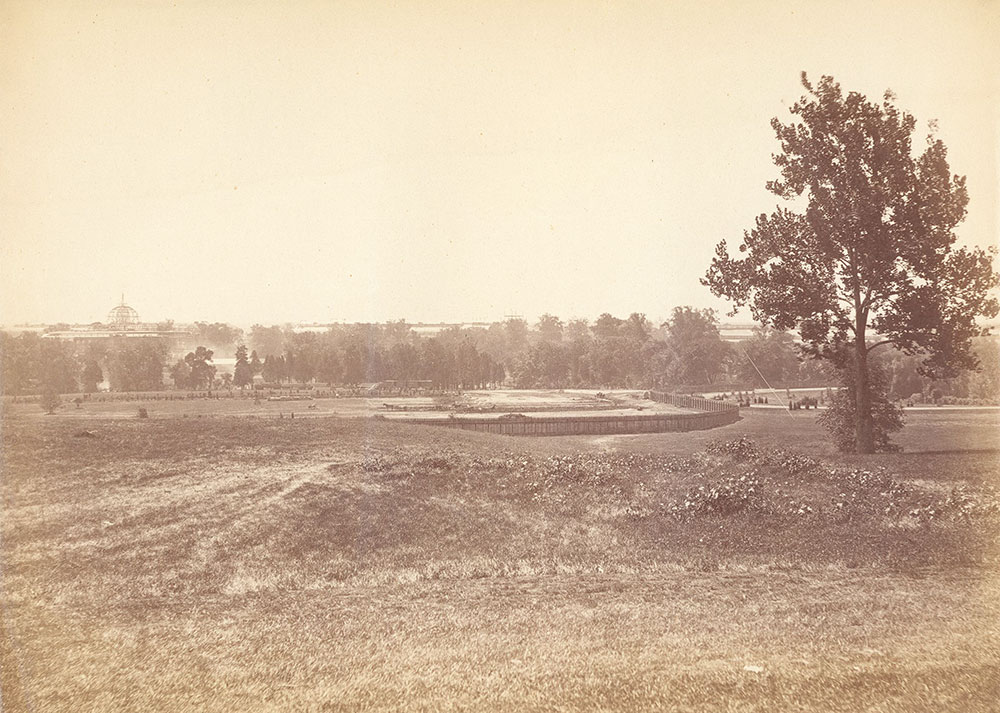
[42, 296, 191, 346]
[107, 297, 141, 331]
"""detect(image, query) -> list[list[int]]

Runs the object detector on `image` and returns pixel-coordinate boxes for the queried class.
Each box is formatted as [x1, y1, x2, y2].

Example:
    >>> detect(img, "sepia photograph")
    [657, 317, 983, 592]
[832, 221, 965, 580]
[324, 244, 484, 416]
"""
[1, 1, 998, 710]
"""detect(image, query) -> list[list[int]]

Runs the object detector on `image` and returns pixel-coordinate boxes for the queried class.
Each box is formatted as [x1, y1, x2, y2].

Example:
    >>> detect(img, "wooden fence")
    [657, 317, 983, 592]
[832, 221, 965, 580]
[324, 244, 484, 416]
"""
[645, 391, 740, 414]
[398, 393, 739, 436]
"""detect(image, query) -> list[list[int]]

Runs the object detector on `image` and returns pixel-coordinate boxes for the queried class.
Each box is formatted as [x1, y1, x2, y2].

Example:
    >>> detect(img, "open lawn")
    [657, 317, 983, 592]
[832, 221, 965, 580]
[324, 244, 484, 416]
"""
[2, 408, 999, 711]
[1, 389, 668, 421]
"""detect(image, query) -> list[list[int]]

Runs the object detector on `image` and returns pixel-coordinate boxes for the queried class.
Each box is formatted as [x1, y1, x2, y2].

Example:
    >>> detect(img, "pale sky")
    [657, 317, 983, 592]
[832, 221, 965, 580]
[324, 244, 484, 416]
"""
[1, 0, 997, 327]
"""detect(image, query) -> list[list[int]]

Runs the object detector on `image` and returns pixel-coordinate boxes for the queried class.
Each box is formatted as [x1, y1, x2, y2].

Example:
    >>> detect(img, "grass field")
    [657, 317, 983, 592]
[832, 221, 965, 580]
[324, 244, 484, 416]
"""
[0, 389, 667, 421]
[2, 406, 999, 711]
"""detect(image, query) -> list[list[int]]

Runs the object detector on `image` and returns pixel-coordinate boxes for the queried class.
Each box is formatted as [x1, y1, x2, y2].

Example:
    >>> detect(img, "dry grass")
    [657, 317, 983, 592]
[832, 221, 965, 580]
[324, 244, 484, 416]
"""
[2, 409, 999, 711]
[0, 388, 655, 421]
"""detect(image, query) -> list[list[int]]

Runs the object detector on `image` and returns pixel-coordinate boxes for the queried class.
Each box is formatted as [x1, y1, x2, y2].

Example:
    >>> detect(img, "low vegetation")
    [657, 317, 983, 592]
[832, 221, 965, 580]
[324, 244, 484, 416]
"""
[2, 409, 998, 711]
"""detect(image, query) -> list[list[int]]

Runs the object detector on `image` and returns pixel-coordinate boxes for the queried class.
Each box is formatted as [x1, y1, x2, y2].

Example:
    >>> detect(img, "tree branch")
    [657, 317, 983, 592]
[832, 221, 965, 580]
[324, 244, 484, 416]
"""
[866, 339, 895, 353]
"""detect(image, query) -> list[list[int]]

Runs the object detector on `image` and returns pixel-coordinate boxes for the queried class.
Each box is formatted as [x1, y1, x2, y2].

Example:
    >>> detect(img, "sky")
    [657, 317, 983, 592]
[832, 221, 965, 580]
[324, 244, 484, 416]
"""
[1, 0, 997, 328]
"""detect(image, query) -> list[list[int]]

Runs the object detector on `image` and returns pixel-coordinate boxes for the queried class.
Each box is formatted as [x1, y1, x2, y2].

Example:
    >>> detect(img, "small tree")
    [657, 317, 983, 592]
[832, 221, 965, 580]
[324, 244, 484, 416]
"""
[704, 73, 998, 452]
[40, 386, 60, 414]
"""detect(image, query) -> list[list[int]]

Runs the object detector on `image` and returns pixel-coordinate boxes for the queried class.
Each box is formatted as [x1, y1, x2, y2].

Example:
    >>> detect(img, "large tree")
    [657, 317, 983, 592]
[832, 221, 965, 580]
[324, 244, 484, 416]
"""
[81, 359, 104, 393]
[316, 346, 343, 386]
[661, 307, 730, 387]
[513, 341, 569, 388]
[184, 346, 216, 390]
[735, 327, 799, 388]
[233, 344, 252, 389]
[249, 325, 286, 358]
[249, 350, 263, 376]
[170, 359, 191, 389]
[193, 322, 244, 352]
[535, 314, 564, 343]
[261, 354, 283, 384]
[107, 340, 167, 392]
[39, 340, 79, 394]
[704, 74, 998, 452]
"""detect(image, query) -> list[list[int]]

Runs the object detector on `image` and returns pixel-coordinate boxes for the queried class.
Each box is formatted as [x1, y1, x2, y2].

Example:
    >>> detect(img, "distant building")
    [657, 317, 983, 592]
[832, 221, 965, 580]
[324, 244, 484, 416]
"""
[41, 297, 191, 346]
[409, 322, 492, 335]
[717, 323, 758, 343]
[291, 321, 494, 336]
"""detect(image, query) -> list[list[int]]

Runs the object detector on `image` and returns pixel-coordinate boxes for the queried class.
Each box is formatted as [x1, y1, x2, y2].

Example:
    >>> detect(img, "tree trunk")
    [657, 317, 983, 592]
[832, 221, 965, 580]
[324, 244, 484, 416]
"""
[854, 342, 875, 454]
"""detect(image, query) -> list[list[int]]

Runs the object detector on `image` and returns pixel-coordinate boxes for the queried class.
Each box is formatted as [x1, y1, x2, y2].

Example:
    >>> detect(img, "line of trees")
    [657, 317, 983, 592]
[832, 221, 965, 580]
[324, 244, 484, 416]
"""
[242, 324, 505, 390]
[1, 333, 169, 395]
[484, 309, 832, 390]
[3, 310, 996, 402]
[237, 312, 996, 399]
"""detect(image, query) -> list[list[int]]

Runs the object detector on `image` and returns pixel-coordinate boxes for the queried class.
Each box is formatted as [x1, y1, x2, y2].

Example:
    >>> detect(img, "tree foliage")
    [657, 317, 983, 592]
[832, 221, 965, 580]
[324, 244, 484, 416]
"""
[40, 386, 60, 414]
[106, 339, 167, 391]
[535, 314, 564, 343]
[704, 73, 998, 452]
[170, 359, 191, 389]
[184, 346, 216, 390]
[661, 307, 730, 386]
[233, 344, 252, 388]
[17, 305, 972, 398]
[81, 360, 104, 393]
[193, 322, 244, 352]
[735, 328, 800, 388]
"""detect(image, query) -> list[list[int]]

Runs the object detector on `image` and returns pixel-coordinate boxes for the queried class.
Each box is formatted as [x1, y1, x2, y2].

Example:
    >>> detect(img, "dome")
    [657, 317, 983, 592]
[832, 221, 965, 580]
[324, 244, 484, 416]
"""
[108, 300, 140, 329]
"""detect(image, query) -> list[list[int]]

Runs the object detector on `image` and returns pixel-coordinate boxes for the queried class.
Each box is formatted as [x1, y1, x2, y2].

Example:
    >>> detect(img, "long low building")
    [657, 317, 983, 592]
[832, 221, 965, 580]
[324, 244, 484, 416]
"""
[42, 328, 192, 340]
[40, 298, 191, 343]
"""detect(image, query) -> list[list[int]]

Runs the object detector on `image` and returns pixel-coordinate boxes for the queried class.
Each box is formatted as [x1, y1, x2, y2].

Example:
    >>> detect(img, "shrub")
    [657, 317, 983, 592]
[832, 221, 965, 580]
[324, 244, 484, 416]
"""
[818, 363, 903, 452]
[360, 454, 394, 473]
[706, 436, 758, 460]
[669, 473, 764, 517]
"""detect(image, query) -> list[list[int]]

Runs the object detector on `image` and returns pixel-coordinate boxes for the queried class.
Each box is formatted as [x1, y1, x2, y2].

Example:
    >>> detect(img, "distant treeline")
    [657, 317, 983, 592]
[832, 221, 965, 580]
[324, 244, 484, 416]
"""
[244, 309, 826, 392]
[3, 309, 998, 401]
